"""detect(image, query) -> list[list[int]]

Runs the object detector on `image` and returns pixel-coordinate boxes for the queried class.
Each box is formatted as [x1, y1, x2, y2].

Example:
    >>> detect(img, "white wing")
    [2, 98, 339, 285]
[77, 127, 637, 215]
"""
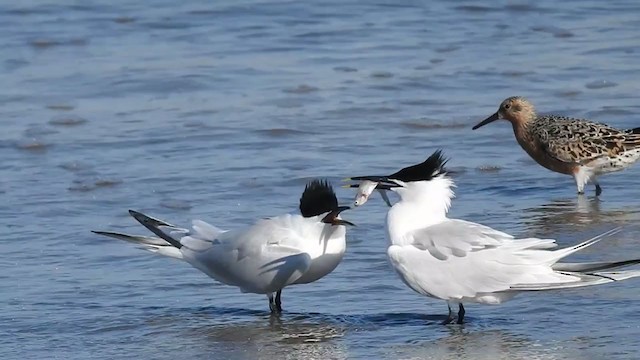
[408, 219, 558, 260]
[179, 215, 313, 294]
[387, 219, 569, 302]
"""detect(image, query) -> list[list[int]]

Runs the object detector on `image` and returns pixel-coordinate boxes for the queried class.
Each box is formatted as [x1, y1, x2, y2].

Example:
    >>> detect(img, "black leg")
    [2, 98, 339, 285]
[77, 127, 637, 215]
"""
[456, 303, 465, 324]
[441, 304, 455, 325]
[595, 184, 602, 196]
[268, 293, 280, 314]
[275, 290, 283, 313]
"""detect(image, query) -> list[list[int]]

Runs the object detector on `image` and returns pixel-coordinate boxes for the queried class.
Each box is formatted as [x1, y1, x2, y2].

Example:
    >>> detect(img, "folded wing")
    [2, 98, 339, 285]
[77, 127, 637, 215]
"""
[387, 221, 632, 302]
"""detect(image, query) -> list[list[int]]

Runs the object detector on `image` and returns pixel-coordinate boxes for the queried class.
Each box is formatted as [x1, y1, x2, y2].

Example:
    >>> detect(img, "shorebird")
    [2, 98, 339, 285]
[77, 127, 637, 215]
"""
[473, 96, 640, 196]
[346, 150, 640, 324]
[92, 179, 353, 314]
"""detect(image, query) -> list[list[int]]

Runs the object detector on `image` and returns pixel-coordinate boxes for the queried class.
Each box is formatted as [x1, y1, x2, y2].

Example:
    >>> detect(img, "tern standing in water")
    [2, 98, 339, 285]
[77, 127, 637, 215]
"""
[473, 96, 640, 196]
[93, 179, 353, 314]
[347, 150, 640, 324]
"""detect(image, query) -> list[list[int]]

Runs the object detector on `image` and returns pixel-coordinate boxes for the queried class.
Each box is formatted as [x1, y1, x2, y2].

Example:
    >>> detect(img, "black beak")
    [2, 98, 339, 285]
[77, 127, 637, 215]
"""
[343, 182, 395, 191]
[472, 112, 500, 130]
[322, 205, 355, 226]
[344, 176, 399, 190]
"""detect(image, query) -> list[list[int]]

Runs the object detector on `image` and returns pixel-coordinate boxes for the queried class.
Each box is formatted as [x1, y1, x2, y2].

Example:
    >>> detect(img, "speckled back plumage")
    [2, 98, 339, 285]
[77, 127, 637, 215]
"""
[476, 96, 640, 194]
[528, 115, 640, 172]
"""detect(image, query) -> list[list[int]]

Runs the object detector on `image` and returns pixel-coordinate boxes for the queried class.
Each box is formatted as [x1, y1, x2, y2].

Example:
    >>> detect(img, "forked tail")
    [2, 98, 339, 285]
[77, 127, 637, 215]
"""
[93, 210, 225, 257]
[127, 210, 183, 248]
[510, 269, 640, 291]
[511, 228, 640, 291]
[92, 210, 189, 259]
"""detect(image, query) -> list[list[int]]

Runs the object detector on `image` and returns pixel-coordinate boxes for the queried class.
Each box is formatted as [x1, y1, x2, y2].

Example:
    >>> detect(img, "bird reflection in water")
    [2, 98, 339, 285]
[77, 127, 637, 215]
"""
[520, 196, 640, 235]
[191, 312, 349, 360]
[387, 327, 569, 360]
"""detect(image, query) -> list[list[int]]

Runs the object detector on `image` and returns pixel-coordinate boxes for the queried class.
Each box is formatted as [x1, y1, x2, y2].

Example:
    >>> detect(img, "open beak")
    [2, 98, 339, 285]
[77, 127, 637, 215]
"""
[322, 205, 355, 226]
[472, 112, 500, 130]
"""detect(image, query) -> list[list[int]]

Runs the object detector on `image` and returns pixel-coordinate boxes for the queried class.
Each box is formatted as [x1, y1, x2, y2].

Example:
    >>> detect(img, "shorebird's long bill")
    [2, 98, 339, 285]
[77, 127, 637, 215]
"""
[472, 112, 500, 130]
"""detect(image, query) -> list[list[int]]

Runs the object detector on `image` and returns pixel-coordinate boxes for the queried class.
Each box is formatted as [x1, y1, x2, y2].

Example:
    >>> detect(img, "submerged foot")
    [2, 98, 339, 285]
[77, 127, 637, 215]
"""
[595, 184, 602, 196]
[441, 315, 455, 325]
[268, 302, 281, 314]
[441, 303, 456, 325]
[268, 293, 282, 315]
[441, 303, 465, 325]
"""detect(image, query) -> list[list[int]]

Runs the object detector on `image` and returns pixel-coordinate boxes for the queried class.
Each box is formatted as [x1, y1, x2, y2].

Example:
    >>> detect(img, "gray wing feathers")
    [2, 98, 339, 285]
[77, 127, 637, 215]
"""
[553, 259, 640, 272]
[510, 270, 640, 291]
[410, 220, 513, 259]
[91, 230, 183, 259]
[91, 230, 167, 246]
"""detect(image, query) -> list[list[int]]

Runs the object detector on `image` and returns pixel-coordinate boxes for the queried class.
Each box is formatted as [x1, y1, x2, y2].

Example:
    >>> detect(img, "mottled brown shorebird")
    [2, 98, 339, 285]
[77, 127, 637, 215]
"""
[473, 96, 640, 196]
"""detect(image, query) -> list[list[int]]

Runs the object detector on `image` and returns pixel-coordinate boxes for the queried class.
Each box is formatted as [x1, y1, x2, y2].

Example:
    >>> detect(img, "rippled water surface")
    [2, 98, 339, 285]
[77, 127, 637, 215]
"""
[2, 0, 640, 359]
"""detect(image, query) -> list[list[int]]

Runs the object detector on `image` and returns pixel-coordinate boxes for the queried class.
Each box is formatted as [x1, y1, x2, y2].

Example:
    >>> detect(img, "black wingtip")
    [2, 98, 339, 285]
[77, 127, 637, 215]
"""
[127, 209, 182, 249]
[129, 209, 146, 219]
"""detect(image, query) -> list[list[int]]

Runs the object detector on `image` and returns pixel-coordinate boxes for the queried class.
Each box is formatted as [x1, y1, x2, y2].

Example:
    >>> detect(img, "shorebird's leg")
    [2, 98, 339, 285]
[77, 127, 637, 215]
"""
[275, 290, 283, 312]
[593, 177, 602, 196]
[267, 293, 280, 314]
[442, 302, 456, 325]
[457, 303, 466, 324]
[573, 167, 590, 195]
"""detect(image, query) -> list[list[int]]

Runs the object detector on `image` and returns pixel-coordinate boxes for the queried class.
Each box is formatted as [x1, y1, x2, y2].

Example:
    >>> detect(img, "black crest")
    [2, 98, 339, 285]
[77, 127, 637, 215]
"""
[299, 179, 338, 217]
[389, 150, 448, 182]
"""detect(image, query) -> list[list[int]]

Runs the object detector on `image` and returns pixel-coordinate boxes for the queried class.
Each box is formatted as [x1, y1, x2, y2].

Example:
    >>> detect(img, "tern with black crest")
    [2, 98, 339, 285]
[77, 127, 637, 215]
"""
[92, 179, 353, 314]
[346, 150, 640, 324]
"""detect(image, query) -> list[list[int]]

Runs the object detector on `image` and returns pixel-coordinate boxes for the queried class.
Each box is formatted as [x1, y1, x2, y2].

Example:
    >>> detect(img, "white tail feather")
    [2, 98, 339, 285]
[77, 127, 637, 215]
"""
[511, 269, 640, 291]
[553, 259, 640, 272]
[509, 227, 640, 291]
[192, 220, 224, 240]
[549, 227, 622, 264]
[597, 270, 640, 281]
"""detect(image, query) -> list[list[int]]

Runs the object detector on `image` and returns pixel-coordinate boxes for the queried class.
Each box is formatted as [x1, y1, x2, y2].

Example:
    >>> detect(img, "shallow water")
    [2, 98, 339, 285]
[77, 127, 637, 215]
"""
[2, 0, 640, 359]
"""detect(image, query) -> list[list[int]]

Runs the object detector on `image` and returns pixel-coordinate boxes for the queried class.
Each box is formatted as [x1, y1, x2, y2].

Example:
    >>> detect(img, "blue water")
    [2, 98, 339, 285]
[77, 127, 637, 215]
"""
[2, 0, 640, 359]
